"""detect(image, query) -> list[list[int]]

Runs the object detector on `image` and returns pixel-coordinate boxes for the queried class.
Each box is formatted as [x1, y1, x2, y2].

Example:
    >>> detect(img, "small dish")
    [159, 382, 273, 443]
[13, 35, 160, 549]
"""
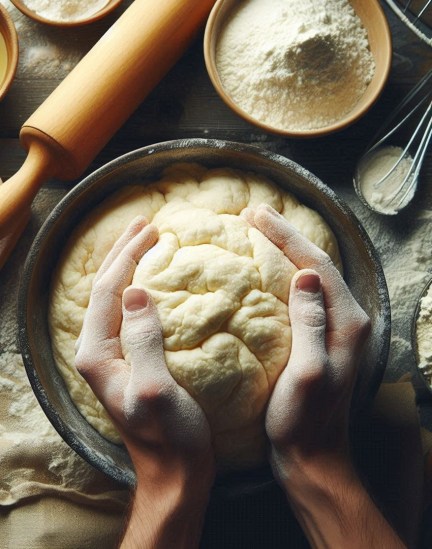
[204, 0, 392, 138]
[412, 276, 432, 395]
[0, 4, 18, 101]
[10, 0, 123, 27]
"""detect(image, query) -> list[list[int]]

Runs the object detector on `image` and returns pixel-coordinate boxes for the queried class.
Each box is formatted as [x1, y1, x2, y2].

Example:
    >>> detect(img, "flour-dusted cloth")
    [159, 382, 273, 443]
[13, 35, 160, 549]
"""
[0, 350, 130, 547]
[0, 235, 130, 548]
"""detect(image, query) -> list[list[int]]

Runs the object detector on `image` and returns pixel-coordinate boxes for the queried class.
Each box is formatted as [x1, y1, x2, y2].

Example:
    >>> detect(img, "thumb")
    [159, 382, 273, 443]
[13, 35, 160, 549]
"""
[122, 286, 168, 383]
[288, 270, 328, 379]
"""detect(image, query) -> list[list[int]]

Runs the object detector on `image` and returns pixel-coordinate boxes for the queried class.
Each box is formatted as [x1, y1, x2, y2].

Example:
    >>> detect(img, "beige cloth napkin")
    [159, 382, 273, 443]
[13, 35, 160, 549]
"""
[0, 345, 427, 549]
[0, 350, 130, 548]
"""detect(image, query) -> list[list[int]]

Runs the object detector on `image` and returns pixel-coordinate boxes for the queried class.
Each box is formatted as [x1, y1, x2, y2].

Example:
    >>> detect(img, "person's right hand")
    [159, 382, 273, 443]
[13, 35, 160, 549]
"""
[243, 205, 408, 549]
[243, 204, 370, 478]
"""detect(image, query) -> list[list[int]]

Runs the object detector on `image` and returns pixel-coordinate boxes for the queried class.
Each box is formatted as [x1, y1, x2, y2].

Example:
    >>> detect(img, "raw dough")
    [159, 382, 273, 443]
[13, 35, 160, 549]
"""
[49, 163, 342, 468]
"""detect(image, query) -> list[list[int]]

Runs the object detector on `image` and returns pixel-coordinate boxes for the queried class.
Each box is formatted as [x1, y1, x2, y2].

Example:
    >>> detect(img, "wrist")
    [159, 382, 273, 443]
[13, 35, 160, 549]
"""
[121, 453, 214, 548]
[273, 452, 406, 549]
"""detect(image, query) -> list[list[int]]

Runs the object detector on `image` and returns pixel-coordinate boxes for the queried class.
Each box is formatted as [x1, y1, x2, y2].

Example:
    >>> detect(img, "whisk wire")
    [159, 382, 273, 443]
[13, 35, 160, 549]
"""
[388, 101, 432, 207]
[417, 0, 432, 21]
[371, 70, 432, 191]
[369, 69, 432, 155]
[384, 0, 432, 46]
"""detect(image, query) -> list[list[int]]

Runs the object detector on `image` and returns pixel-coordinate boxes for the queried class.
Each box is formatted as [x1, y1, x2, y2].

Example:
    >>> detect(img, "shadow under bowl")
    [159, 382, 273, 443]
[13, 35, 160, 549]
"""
[18, 139, 391, 489]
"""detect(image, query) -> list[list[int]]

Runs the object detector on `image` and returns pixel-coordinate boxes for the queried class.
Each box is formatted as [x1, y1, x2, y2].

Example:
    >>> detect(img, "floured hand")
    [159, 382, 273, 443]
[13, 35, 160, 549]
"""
[242, 204, 370, 474]
[75, 216, 215, 548]
[242, 205, 407, 549]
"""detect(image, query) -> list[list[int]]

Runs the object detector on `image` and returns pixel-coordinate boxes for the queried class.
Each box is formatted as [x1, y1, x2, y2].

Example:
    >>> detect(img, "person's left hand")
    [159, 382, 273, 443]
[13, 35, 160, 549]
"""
[75, 216, 215, 491]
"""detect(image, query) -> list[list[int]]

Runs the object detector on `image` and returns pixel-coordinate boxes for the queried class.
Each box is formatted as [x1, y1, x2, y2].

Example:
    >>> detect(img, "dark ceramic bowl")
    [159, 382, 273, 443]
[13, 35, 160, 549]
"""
[18, 139, 390, 488]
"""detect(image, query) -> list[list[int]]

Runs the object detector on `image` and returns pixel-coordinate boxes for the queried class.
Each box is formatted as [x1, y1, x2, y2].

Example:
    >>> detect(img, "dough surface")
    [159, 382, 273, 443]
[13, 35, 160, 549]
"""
[49, 163, 342, 468]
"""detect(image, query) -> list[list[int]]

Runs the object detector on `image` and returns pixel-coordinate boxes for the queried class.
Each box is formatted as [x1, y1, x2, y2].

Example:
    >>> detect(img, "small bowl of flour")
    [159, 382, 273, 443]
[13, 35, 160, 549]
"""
[10, 0, 123, 26]
[204, 0, 392, 137]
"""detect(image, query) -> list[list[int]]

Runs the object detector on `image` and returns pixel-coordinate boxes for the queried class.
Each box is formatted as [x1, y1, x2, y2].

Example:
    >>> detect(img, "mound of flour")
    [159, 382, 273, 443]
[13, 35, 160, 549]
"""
[216, 0, 375, 131]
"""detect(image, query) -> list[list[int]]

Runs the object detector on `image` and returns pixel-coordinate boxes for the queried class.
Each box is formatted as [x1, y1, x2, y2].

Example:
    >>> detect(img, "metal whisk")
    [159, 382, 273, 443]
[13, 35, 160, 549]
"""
[353, 69, 432, 215]
[384, 0, 432, 46]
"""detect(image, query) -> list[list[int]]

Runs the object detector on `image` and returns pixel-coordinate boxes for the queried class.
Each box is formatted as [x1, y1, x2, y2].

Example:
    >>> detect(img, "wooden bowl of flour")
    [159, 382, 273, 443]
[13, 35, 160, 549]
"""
[204, 0, 392, 137]
[18, 139, 390, 488]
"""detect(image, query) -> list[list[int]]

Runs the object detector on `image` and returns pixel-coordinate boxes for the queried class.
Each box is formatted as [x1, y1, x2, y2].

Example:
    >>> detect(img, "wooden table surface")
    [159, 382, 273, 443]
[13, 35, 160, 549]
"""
[1, 1, 431, 376]
[0, 0, 431, 545]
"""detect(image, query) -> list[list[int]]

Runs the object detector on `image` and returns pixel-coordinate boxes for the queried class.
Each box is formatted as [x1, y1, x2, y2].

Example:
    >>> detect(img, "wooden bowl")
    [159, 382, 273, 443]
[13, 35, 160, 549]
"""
[0, 4, 18, 101]
[10, 0, 124, 27]
[18, 139, 390, 487]
[204, 0, 392, 138]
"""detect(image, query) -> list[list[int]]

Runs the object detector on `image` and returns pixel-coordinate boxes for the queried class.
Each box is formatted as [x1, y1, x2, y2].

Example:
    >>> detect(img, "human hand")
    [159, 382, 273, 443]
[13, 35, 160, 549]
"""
[75, 216, 215, 547]
[242, 206, 408, 549]
[242, 204, 370, 478]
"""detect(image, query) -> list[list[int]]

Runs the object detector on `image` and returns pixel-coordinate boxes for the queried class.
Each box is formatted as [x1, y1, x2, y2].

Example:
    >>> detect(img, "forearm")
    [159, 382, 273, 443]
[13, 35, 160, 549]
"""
[277, 454, 407, 549]
[120, 467, 212, 549]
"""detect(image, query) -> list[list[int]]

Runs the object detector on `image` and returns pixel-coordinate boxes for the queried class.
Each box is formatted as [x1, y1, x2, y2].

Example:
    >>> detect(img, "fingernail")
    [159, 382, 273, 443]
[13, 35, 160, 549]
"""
[296, 273, 321, 293]
[123, 287, 148, 311]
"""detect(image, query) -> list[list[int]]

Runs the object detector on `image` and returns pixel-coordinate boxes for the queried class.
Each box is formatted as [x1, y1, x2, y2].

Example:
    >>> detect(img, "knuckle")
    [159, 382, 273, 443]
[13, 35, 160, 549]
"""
[91, 277, 120, 299]
[75, 349, 95, 380]
[124, 325, 163, 350]
[125, 380, 175, 421]
[313, 249, 333, 269]
[359, 310, 371, 335]
[301, 303, 326, 328]
[346, 308, 371, 341]
[138, 381, 173, 406]
[291, 296, 326, 329]
[91, 277, 108, 296]
[293, 355, 329, 394]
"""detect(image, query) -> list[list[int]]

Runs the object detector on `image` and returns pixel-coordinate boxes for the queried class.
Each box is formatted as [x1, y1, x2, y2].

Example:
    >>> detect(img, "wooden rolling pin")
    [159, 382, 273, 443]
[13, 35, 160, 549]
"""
[0, 0, 217, 269]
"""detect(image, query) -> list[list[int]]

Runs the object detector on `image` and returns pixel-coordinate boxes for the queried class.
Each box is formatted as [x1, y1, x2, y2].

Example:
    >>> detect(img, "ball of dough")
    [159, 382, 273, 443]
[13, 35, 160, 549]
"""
[49, 163, 341, 469]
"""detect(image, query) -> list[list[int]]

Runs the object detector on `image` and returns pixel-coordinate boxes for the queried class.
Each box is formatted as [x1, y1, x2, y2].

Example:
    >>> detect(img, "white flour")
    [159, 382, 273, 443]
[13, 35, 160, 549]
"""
[416, 281, 432, 385]
[0, 0, 126, 79]
[216, 0, 375, 131]
[0, 0, 82, 78]
[347, 197, 432, 382]
[21, 0, 110, 23]
[356, 146, 416, 215]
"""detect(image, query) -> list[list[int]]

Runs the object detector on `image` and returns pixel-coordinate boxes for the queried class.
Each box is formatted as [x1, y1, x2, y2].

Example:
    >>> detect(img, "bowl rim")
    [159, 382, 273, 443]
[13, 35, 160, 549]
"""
[0, 4, 19, 101]
[9, 0, 124, 27]
[18, 138, 391, 488]
[203, 0, 393, 138]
